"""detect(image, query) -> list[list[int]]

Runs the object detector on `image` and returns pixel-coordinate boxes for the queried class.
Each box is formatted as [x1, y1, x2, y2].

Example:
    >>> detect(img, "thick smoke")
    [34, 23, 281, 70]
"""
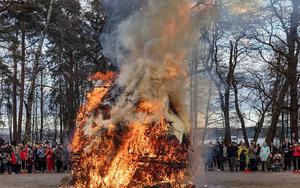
[100, 0, 146, 64]
[99, 0, 208, 139]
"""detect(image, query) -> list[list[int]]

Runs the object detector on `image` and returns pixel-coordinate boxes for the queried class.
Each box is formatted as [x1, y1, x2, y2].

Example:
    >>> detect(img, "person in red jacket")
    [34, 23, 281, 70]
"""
[46, 146, 54, 172]
[292, 142, 300, 171]
[20, 146, 28, 172]
[10, 150, 18, 174]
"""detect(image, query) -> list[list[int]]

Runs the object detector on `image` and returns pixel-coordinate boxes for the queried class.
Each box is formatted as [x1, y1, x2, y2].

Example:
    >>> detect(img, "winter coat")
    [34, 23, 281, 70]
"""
[20, 149, 28, 161]
[215, 144, 223, 159]
[227, 145, 237, 158]
[223, 146, 227, 158]
[248, 147, 256, 160]
[237, 146, 248, 160]
[46, 149, 54, 162]
[54, 147, 65, 162]
[1, 152, 9, 164]
[259, 146, 270, 161]
[10, 152, 17, 165]
[37, 148, 46, 159]
[293, 145, 300, 157]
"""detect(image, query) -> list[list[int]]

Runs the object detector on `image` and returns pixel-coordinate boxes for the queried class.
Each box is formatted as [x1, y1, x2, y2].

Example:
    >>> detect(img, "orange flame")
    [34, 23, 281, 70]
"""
[88, 71, 116, 81]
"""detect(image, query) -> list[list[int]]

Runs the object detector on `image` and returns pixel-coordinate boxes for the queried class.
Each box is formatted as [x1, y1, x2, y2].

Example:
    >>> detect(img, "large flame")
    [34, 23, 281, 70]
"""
[69, 0, 214, 187]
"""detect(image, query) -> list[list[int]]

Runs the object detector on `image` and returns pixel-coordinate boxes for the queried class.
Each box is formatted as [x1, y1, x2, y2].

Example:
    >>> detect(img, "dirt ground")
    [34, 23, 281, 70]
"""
[199, 171, 300, 188]
[0, 173, 69, 188]
[0, 172, 300, 188]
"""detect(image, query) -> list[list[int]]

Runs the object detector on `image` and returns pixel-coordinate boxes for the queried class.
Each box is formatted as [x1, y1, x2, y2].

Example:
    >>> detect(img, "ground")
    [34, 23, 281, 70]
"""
[0, 172, 300, 188]
[0, 173, 69, 188]
[200, 171, 300, 188]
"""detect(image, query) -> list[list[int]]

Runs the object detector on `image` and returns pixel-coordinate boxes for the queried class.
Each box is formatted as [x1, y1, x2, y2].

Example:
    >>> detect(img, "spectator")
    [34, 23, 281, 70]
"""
[240, 150, 246, 171]
[20, 145, 28, 172]
[248, 144, 257, 171]
[32, 145, 38, 172]
[10, 149, 18, 174]
[26, 144, 33, 173]
[282, 138, 293, 171]
[266, 153, 273, 171]
[215, 141, 224, 171]
[15, 146, 21, 173]
[37, 144, 46, 172]
[292, 142, 300, 171]
[238, 142, 248, 169]
[54, 144, 65, 173]
[1, 145, 10, 174]
[227, 142, 237, 172]
[64, 145, 71, 172]
[0, 142, 70, 175]
[46, 145, 54, 172]
[205, 142, 215, 171]
[260, 143, 270, 171]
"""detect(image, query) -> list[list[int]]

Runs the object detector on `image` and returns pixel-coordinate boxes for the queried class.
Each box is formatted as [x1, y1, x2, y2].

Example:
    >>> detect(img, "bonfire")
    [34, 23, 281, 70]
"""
[67, 0, 214, 187]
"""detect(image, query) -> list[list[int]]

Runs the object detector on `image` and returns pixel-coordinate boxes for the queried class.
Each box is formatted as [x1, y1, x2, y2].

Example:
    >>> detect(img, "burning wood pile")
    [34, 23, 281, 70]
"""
[70, 72, 191, 187]
[66, 0, 214, 187]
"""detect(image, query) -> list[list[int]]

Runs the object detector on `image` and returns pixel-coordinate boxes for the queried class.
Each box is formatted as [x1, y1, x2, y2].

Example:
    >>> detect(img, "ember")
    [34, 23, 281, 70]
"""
[68, 0, 213, 187]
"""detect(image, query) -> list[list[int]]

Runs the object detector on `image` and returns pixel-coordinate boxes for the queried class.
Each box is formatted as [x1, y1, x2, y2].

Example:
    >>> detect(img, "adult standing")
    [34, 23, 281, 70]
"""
[260, 143, 270, 171]
[216, 142, 224, 171]
[46, 145, 54, 172]
[248, 144, 257, 171]
[54, 144, 65, 173]
[292, 142, 300, 171]
[282, 138, 293, 171]
[20, 145, 28, 172]
[32, 145, 38, 172]
[37, 144, 46, 172]
[227, 142, 237, 172]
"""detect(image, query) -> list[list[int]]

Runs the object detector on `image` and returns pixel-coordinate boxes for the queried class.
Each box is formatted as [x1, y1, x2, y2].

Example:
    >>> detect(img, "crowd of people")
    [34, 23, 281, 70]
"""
[0, 137, 70, 174]
[205, 138, 300, 172]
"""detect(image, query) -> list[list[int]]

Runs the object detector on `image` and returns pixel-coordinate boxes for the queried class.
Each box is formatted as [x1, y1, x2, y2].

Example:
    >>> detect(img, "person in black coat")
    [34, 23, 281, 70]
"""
[240, 150, 246, 171]
[215, 142, 224, 171]
[227, 142, 237, 172]
[282, 138, 293, 171]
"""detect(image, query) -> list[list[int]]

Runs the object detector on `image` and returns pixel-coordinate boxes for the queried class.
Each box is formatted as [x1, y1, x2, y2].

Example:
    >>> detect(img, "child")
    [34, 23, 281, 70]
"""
[266, 153, 273, 171]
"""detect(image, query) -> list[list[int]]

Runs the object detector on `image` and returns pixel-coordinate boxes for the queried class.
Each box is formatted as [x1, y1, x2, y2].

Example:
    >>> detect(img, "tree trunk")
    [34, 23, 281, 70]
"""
[39, 70, 44, 141]
[24, 0, 55, 142]
[65, 50, 76, 140]
[266, 81, 289, 145]
[7, 98, 13, 143]
[192, 72, 199, 142]
[17, 22, 26, 143]
[253, 101, 271, 143]
[223, 85, 231, 146]
[35, 91, 38, 143]
[54, 117, 58, 142]
[59, 80, 64, 143]
[233, 84, 249, 147]
[12, 45, 18, 142]
[287, 0, 300, 140]
[202, 83, 211, 143]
